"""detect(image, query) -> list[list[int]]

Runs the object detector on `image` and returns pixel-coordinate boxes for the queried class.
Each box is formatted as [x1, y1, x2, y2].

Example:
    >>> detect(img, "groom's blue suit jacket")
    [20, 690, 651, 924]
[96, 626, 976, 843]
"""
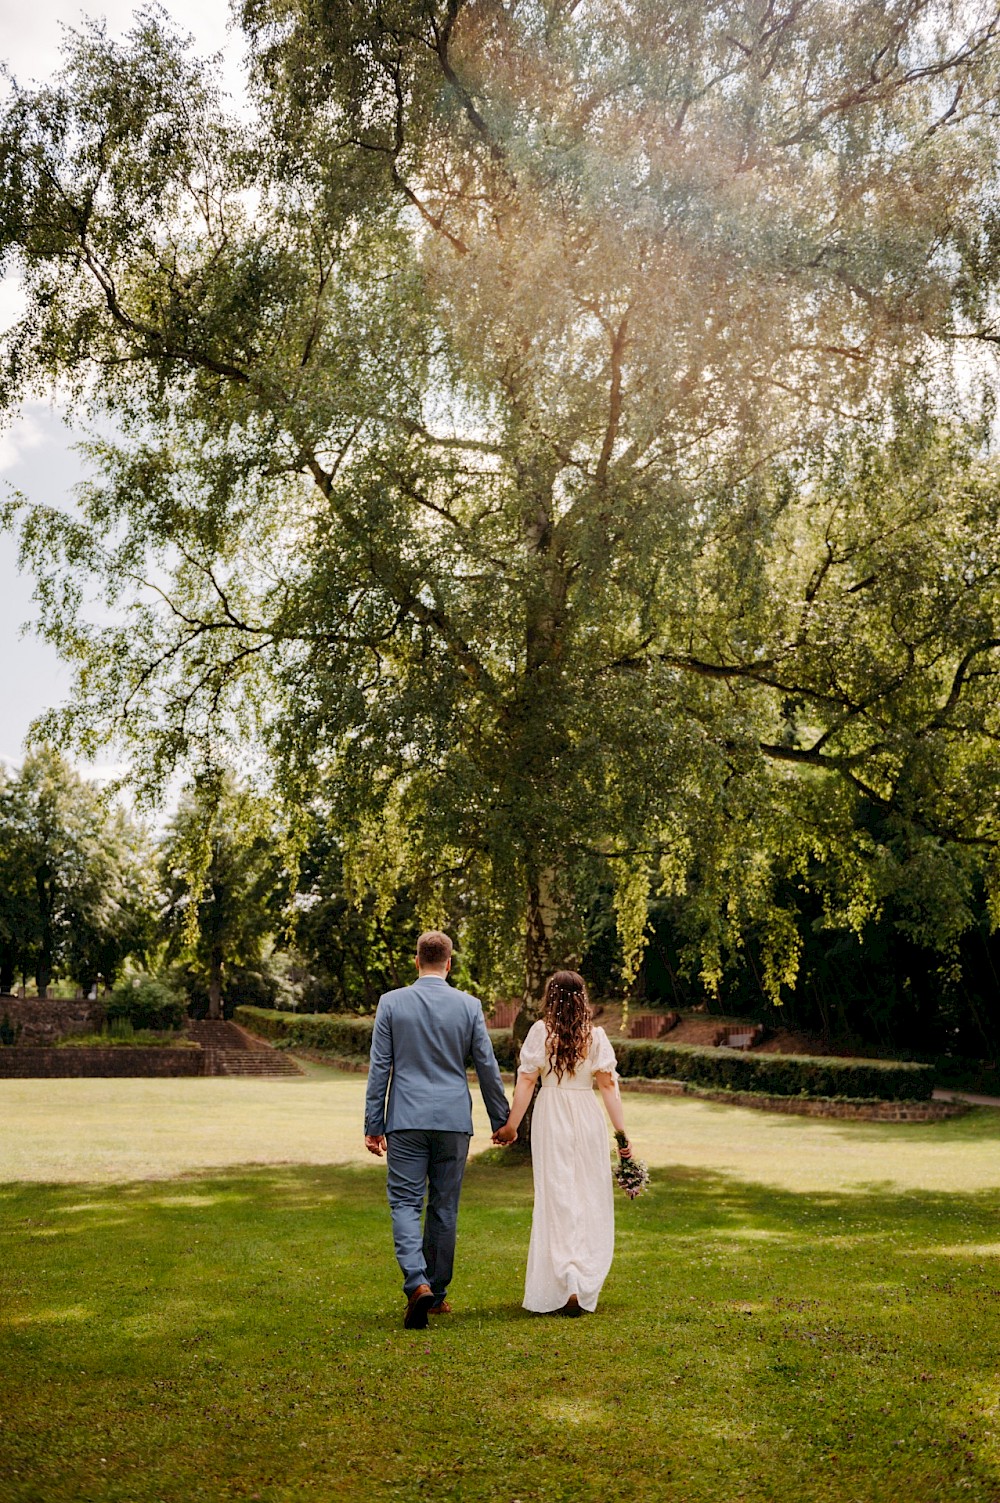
[363, 975, 510, 1137]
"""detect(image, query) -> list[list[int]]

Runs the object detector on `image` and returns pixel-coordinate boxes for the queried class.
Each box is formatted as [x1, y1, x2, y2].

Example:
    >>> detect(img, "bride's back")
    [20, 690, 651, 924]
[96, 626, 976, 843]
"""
[519, 1017, 617, 1089]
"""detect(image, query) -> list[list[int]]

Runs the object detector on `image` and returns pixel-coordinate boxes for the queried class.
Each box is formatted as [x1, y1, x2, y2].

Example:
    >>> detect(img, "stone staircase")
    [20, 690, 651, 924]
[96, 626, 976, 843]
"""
[186, 1019, 303, 1077]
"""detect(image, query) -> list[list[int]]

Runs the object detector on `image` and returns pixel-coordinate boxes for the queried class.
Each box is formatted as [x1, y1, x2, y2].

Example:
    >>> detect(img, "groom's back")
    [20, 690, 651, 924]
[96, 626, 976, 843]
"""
[378, 976, 480, 1133]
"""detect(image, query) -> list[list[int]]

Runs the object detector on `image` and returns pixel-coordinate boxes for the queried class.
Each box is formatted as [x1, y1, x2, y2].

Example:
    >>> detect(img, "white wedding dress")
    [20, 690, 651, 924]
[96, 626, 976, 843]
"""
[518, 1020, 618, 1313]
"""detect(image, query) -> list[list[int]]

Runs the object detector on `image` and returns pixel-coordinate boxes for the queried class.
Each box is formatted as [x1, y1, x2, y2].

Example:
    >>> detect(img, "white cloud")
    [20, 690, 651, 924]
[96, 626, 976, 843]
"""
[0, 405, 46, 475]
[0, 275, 27, 332]
[2, 0, 247, 109]
[0, 0, 251, 802]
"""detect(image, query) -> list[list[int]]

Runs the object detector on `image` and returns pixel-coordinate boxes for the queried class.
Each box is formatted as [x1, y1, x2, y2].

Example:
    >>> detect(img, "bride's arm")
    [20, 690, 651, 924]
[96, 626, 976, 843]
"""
[493, 1069, 538, 1143]
[595, 1071, 632, 1157]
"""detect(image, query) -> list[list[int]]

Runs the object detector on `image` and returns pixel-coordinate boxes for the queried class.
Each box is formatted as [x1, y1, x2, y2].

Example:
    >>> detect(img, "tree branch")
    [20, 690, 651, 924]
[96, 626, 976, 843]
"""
[303, 454, 498, 694]
[929, 639, 1000, 727]
[596, 314, 629, 487]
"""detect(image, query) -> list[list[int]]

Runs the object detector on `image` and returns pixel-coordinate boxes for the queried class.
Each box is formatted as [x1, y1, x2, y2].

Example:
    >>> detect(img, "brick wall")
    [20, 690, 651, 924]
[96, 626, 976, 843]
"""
[618, 1078, 967, 1121]
[0, 1047, 205, 1078]
[628, 1012, 681, 1040]
[0, 995, 105, 1045]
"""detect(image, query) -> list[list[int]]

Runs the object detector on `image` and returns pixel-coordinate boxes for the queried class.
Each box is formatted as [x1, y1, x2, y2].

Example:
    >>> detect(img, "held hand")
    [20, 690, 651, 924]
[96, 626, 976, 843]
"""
[365, 1134, 387, 1157]
[493, 1122, 518, 1146]
[616, 1138, 633, 1160]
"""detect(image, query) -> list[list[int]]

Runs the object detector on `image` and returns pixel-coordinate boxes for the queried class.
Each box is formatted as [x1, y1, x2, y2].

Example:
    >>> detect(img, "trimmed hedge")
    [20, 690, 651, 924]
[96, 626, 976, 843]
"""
[611, 1039, 934, 1101]
[902, 1052, 996, 1095]
[234, 1008, 933, 1101]
[235, 1006, 519, 1071]
[56, 1031, 199, 1049]
[235, 1007, 375, 1054]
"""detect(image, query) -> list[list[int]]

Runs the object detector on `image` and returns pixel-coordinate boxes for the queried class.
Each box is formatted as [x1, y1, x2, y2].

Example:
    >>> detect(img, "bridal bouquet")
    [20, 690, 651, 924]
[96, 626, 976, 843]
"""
[613, 1131, 649, 1199]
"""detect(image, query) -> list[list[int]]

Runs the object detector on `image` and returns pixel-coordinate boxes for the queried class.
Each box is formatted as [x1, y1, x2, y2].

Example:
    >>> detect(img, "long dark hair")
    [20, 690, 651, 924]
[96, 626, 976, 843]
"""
[543, 970, 592, 1082]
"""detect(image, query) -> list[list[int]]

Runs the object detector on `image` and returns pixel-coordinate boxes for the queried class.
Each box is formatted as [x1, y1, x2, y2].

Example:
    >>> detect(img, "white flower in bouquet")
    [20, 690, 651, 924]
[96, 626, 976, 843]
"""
[613, 1131, 650, 1199]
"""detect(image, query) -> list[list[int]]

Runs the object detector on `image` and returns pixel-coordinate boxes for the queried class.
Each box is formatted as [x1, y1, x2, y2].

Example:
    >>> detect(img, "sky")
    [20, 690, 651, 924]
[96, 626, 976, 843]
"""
[0, 0, 239, 773]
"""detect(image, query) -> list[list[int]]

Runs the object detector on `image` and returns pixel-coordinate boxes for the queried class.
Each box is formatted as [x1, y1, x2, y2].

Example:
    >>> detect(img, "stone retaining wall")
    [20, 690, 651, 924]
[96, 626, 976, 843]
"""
[0, 1047, 204, 1078]
[0, 995, 104, 1045]
[288, 1049, 370, 1072]
[619, 1078, 968, 1120]
[286, 1049, 965, 1121]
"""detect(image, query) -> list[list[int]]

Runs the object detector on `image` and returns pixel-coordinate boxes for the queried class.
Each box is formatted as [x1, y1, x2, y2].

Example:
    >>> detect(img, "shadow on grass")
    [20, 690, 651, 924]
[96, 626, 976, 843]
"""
[4, 1159, 1000, 1502]
[5, 1152, 1000, 1247]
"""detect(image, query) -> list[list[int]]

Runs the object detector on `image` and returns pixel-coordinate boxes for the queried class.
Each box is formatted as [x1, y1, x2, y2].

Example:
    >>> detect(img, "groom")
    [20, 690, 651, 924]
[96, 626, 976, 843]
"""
[363, 930, 511, 1329]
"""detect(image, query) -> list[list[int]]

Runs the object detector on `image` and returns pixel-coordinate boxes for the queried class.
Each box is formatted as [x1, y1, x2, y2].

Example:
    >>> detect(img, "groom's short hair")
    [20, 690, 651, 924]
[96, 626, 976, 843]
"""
[417, 930, 453, 968]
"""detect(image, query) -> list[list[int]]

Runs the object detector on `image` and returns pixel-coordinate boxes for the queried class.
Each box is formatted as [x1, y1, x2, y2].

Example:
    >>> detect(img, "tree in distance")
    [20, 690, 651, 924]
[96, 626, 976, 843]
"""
[3, 2, 1000, 1017]
[0, 748, 154, 997]
[160, 769, 291, 1019]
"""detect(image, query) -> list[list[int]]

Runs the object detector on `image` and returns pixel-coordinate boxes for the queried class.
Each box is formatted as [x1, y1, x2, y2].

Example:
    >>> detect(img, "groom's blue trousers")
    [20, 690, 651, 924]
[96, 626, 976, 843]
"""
[385, 1129, 470, 1298]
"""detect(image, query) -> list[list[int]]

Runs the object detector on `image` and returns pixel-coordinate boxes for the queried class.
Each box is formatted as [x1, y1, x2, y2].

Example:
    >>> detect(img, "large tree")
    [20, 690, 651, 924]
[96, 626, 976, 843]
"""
[0, 748, 153, 995]
[160, 769, 289, 1018]
[4, 2, 1000, 1012]
[293, 820, 425, 1010]
[62, 804, 155, 997]
[0, 769, 40, 993]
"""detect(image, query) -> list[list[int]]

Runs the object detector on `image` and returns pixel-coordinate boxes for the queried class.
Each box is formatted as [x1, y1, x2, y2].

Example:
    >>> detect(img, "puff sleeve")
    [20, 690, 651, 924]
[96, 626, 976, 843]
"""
[591, 1026, 619, 1085]
[517, 1019, 547, 1077]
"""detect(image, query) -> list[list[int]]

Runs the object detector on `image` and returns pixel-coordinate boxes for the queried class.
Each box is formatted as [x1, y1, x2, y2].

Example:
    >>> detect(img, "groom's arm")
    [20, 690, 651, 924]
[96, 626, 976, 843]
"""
[469, 1005, 510, 1132]
[364, 998, 393, 1140]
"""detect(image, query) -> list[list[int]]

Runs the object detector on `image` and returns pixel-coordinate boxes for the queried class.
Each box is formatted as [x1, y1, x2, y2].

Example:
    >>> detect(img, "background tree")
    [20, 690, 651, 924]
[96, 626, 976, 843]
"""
[0, 766, 40, 993]
[293, 818, 425, 1010]
[160, 770, 290, 1019]
[3, 2, 1000, 1025]
[62, 805, 157, 996]
[0, 748, 153, 995]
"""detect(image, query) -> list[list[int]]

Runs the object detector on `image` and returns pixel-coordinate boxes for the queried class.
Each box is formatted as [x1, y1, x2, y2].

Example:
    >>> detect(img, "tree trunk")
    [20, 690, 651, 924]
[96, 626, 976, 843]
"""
[509, 876, 558, 1155]
[208, 946, 224, 1019]
[511, 448, 566, 1153]
[375, 915, 400, 987]
[35, 866, 53, 1000]
[510, 996, 540, 1156]
[523, 885, 547, 1008]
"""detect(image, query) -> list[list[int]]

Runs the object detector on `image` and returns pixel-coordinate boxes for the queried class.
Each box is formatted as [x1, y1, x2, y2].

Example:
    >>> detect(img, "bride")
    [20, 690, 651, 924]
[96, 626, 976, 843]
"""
[493, 970, 633, 1316]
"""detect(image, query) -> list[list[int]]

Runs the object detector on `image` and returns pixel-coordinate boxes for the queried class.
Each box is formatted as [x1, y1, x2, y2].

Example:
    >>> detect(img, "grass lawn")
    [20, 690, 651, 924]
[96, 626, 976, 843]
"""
[4, 1057, 1000, 1192]
[3, 1075, 1000, 1502]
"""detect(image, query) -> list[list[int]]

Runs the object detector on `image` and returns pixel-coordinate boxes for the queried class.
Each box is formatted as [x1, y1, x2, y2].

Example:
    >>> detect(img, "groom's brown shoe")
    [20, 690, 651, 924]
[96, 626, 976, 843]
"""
[404, 1283, 435, 1330]
[429, 1298, 452, 1315]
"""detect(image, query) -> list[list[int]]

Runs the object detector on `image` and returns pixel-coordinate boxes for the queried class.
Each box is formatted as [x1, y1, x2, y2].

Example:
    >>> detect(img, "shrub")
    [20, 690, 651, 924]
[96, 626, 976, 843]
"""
[487, 1030, 517, 1071]
[914, 1053, 996, 1094]
[0, 1011, 23, 1047]
[56, 1030, 199, 1049]
[610, 1039, 934, 1101]
[235, 1008, 934, 1098]
[235, 1006, 375, 1054]
[235, 1007, 520, 1070]
[107, 976, 187, 1033]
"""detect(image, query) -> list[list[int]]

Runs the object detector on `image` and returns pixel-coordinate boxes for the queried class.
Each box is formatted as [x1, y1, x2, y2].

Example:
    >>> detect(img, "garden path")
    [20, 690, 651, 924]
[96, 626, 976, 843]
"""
[934, 1087, 1000, 1107]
